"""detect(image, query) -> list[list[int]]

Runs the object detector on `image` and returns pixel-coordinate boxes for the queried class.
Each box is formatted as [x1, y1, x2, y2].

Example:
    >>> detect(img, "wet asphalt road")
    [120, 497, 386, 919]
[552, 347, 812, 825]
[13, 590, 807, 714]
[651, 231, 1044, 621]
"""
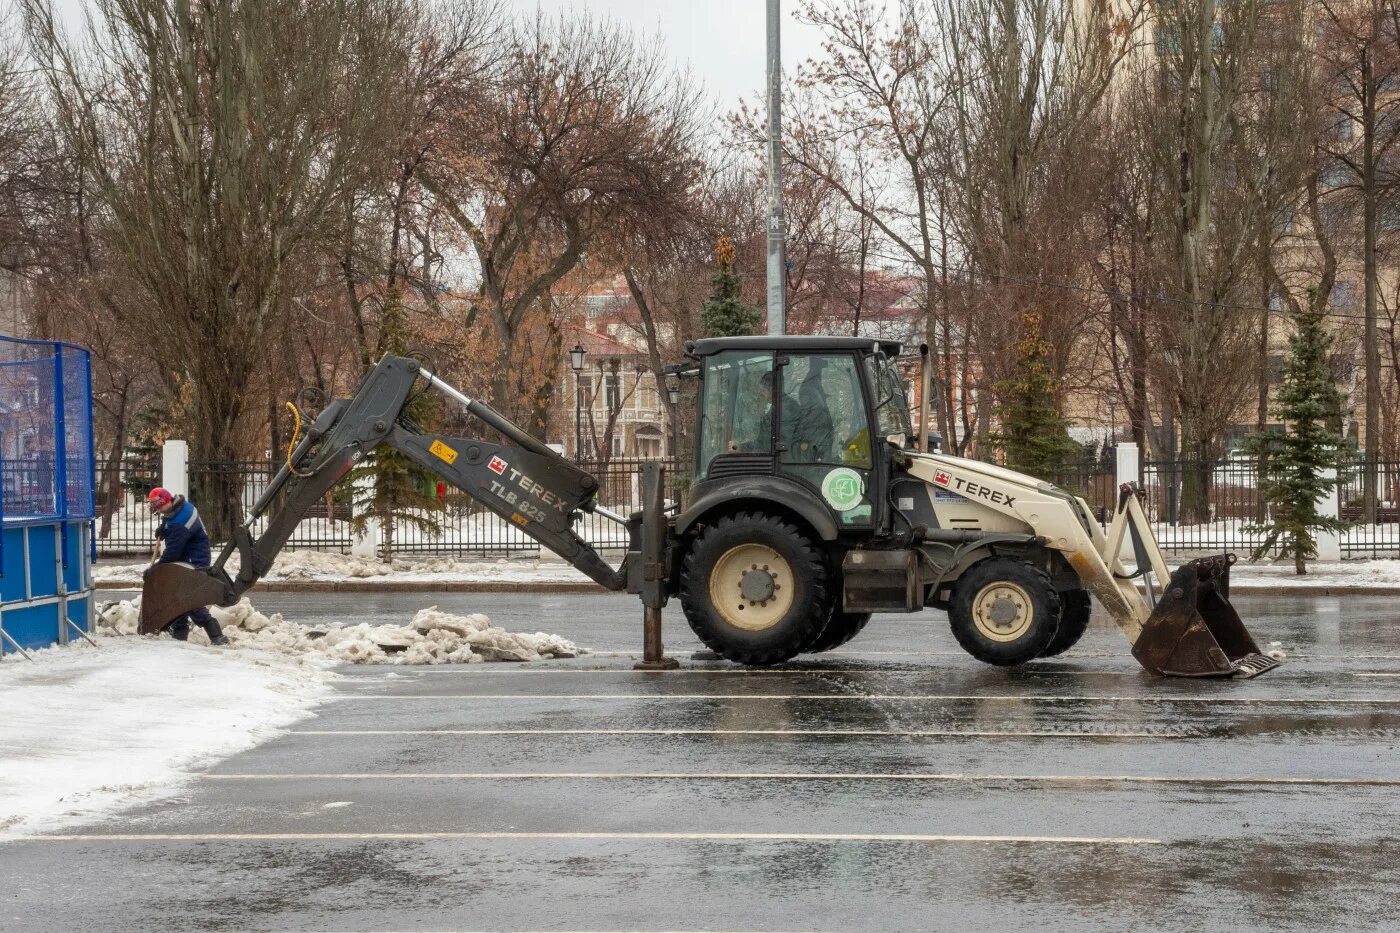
[4, 592, 1400, 932]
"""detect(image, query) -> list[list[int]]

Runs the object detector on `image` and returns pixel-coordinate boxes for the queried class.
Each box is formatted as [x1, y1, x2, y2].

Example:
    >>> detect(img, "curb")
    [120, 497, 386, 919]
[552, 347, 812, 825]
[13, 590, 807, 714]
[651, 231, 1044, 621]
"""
[94, 579, 1398, 596]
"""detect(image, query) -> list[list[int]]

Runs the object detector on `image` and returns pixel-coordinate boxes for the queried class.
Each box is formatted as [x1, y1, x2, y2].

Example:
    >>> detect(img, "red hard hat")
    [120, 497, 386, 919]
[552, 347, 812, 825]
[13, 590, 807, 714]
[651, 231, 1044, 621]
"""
[147, 487, 175, 511]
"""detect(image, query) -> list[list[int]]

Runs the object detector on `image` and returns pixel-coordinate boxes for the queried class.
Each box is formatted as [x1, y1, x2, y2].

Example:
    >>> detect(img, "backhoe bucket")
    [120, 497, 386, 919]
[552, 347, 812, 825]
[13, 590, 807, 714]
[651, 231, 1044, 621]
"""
[1131, 555, 1279, 678]
[139, 563, 232, 635]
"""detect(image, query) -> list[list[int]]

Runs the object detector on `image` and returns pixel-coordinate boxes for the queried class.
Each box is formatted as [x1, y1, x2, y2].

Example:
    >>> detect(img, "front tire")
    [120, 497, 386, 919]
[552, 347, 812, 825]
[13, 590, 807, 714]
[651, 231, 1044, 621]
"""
[679, 512, 832, 666]
[948, 558, 1060, 666]
[1039, 589, 1092, 658]
[807, 608, 872, 653]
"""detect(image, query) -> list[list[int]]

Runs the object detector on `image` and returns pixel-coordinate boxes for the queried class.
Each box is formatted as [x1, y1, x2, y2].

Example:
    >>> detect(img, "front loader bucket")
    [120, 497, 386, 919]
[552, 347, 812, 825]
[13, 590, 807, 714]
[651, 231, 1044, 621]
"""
[1131, 555, 1279, 678]
[139, 563, 233, 635]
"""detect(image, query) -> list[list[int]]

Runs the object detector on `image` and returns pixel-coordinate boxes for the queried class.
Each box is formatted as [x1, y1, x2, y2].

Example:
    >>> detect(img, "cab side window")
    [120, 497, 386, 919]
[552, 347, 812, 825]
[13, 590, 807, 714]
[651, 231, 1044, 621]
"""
[779, 354, 872, 469]
[697, 351, 774, 477]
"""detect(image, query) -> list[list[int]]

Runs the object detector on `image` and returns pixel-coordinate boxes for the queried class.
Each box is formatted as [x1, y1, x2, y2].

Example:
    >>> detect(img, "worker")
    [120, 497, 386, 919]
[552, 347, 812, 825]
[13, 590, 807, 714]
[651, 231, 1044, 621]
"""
[731, 370, 777, 452]
[146, 487, 229, 645]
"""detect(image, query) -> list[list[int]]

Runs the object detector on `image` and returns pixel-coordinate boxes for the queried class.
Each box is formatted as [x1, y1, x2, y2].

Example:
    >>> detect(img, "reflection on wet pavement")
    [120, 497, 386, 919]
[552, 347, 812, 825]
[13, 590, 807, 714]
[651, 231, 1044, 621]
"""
[5, 591, 1399, 932]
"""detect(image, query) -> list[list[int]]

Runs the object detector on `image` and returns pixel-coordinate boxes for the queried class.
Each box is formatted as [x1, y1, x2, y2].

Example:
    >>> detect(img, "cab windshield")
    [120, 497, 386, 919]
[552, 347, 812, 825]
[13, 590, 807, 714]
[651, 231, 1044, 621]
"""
[866, 353, 913, 439]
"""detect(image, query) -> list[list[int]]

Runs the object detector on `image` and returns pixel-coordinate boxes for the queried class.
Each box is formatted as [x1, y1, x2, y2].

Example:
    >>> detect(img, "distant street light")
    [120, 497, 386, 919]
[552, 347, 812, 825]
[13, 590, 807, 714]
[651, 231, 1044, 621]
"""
[569, 344, 587, 461]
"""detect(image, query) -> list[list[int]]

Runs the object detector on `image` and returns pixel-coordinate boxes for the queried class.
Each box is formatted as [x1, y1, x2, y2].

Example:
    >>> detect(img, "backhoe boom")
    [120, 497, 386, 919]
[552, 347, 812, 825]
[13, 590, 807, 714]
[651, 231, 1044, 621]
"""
[140, 356, 629, 633]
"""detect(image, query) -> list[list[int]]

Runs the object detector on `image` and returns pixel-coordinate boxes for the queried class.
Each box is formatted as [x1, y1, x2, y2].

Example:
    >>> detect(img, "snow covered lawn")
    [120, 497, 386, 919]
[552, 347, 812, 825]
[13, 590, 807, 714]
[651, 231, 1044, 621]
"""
[0, 638, 333, 838]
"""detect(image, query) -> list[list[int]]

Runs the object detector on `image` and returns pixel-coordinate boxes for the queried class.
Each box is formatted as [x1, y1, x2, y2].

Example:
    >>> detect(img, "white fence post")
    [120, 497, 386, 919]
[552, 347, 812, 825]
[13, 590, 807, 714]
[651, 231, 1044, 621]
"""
[161, 439, 188, 498]
[350, 472, 380, 560]
[1315, 467, 1342, 561]
[1115, 441, 1139, 489]
[1111, 442, 1141, 562]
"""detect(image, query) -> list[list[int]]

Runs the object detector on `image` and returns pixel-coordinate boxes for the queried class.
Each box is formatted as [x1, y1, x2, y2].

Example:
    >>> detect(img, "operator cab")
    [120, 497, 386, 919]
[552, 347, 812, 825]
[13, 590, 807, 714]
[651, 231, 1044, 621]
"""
[685, 336, 912, 532]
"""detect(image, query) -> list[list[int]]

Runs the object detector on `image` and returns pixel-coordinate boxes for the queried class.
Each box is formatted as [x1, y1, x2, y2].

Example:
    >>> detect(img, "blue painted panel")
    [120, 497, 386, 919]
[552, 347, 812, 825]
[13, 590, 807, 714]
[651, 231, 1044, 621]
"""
[62, 522, 84, 591]
[0, 526, 24, 602]
[26, 524, 58, 597]
[4, 602, 60, 650]
[66, 594, 90, 634]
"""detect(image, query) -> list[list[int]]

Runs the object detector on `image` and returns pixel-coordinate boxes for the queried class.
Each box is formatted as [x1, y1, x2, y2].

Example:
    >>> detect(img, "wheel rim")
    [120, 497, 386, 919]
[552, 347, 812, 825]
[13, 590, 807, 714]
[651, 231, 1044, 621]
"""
[709, 543, 795, 632]
[971, 581, 1034, 643]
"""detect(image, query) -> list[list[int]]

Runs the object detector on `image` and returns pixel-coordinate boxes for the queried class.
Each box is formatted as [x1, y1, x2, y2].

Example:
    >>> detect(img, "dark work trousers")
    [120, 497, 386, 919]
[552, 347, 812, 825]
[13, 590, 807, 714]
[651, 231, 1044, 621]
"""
[168, 606, 224, 642]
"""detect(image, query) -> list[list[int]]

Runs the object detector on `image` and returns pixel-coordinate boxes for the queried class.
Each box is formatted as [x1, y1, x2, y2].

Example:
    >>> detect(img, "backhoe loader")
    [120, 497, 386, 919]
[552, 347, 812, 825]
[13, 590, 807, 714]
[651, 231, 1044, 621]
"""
[141, 337, 1277, 677]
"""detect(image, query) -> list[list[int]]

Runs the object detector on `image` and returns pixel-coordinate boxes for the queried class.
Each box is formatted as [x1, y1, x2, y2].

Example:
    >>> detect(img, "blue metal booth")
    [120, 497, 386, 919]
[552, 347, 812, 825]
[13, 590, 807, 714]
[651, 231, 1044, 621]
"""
[0, 335, 96, 656]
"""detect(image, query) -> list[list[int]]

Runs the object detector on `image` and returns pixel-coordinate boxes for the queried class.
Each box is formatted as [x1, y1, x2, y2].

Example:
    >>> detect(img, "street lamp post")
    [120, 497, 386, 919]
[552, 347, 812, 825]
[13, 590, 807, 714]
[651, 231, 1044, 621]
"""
[666, 378, 681, 462]
[569, 344, 587, 461]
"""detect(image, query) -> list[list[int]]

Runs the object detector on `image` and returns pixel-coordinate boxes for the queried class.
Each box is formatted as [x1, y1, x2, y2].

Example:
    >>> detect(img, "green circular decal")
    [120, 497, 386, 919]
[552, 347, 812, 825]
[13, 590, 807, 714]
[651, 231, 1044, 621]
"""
[821, 468, 864, 512]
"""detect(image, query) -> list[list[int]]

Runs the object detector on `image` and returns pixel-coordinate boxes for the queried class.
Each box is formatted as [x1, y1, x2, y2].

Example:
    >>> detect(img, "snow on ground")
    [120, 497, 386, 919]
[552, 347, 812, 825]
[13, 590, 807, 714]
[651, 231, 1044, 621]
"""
[1, 597, 588, 837]
[0, 637, 333, 838]
[98, 598, 586, 664]
[92, 549, 597, 585]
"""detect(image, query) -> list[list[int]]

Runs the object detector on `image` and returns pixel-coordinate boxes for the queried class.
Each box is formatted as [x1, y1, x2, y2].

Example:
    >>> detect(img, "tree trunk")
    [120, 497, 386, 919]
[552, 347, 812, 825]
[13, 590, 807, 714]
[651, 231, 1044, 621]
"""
[1363, 48, 1381, 524]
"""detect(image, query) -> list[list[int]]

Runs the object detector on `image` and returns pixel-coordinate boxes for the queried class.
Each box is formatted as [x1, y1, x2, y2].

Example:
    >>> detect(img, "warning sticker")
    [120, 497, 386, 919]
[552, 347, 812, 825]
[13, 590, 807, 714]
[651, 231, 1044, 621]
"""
[429, 440, 459, 465]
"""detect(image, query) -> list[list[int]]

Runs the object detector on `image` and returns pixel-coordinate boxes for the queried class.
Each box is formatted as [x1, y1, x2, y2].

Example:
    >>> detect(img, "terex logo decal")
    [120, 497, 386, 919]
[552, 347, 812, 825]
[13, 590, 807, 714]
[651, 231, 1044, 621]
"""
[488, 455, 508, 475]
[939, 470, 1017, 508]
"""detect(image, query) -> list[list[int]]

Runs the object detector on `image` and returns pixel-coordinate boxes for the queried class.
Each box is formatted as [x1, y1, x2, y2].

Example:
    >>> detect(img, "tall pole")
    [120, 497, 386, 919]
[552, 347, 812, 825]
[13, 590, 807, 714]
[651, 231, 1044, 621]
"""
[766, 0, 786, 336]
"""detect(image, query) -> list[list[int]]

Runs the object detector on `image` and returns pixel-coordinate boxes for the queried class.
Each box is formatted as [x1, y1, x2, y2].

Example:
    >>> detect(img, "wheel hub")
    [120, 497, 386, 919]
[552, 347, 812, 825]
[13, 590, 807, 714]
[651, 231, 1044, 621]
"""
[972, 581, 1033, 642]
[708, 543, 794, 632]
[739, 568, 776, 602]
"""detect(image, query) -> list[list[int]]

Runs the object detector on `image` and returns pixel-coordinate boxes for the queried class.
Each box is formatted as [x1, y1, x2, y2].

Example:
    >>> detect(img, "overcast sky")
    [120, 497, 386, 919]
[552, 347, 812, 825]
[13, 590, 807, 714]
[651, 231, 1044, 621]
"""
[48, 0, 835, 112]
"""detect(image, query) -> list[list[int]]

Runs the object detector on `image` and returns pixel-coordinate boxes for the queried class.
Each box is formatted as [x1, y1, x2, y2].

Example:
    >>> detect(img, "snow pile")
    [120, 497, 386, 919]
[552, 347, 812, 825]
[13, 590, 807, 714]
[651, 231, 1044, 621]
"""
[0, 637, 333, 838]
[97, 598, 585, 664]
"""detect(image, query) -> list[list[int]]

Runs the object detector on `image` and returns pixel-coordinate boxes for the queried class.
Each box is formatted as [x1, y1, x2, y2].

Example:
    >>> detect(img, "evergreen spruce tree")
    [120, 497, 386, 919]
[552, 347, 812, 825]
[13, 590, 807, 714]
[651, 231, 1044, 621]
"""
[1246, 304, 1352, 574]
[700, 236, 761, 337]
[120, 408, 167, 498]
[347, 287, 446, 561]
[990, 312, 1079, 479]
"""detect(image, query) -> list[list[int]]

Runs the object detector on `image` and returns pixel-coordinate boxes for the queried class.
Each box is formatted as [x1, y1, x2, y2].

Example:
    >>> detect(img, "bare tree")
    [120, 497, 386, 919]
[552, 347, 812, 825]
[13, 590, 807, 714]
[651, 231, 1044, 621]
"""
[25, 0, 413, 539]
[1315, 0, 1400, 521]
[423, 13, 703, 435]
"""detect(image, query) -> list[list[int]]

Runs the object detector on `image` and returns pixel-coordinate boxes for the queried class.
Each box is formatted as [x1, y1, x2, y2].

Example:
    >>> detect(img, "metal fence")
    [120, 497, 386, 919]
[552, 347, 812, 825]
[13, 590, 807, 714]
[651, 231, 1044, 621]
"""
[1139, 456, 1400, 559]
[92, 445, 1400, 561]
[91, 455, 160, 555]
[97, 455, 686, 558]
[1338, 459, 1400, 558]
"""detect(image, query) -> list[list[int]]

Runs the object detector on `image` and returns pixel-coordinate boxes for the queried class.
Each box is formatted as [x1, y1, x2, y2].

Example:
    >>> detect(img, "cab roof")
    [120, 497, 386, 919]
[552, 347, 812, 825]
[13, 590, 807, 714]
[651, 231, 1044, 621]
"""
[686, 335, 903, 358]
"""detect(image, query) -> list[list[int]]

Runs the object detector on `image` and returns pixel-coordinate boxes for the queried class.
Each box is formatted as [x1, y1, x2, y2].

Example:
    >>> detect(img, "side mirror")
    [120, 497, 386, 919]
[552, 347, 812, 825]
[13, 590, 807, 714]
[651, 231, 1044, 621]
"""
[885, 432, 908, 449]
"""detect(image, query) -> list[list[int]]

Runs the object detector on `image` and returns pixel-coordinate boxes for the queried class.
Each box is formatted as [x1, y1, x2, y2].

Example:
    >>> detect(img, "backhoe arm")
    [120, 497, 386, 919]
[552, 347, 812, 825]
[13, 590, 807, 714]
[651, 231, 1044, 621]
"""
[139, 355, 629, 632]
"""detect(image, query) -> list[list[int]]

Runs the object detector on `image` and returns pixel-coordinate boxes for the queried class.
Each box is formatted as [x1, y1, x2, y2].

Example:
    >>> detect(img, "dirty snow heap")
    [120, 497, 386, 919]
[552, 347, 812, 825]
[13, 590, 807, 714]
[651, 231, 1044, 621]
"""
[98, 599, 586, 664]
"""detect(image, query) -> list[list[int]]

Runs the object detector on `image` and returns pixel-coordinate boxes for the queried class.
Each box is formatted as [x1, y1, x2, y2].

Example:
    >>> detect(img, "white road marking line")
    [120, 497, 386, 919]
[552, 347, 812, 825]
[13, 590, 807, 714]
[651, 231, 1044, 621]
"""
[291, 728, 1176, 738]
[198, 771, 1400, 786]
[19, 830, 1161, 845]
[380, 668, 1138, 677]
[334, 693, 1400, 704]
[1355, 673, 1400, 678]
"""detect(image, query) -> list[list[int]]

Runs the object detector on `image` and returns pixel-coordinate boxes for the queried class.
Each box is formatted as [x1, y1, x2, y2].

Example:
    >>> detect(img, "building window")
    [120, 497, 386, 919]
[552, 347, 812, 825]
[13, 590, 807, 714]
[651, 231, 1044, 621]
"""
[1330, 280, 1357, 309]
[611, 433, 624, 458]
[605, 370, 621, 411]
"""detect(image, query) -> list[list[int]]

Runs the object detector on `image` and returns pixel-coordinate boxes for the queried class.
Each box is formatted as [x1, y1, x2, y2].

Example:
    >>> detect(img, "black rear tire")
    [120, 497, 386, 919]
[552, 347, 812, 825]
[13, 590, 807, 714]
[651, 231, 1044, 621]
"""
[1039, 589, 1092, 658]
[806, 608, 872, 653]
[679, 512, 832, 666]
[947, 558, 1060, 666]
